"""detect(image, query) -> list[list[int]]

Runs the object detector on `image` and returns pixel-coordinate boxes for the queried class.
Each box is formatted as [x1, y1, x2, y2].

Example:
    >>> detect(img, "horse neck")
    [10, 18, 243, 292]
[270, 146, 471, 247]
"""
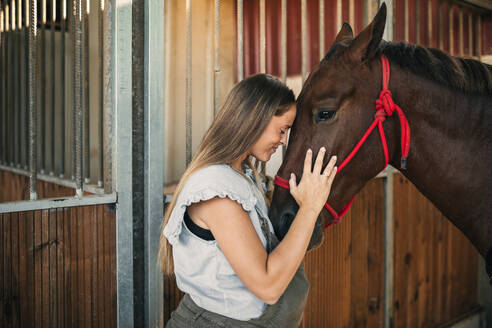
[388, 67, 492, 258]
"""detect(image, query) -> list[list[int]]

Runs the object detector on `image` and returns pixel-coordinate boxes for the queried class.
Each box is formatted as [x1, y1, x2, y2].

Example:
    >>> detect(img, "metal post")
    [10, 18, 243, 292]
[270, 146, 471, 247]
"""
[15, 0, 22, 167]
[83, 0, 89, 184]
[458, 8, 463, 56]
[28, 0, 37, 199]
[113, 0, 134, 322]
[319, 0, 324, 60]
[185, 0, 191, 166]
[7, 3, 12, 166]
[50, 0, 55, 175]
[24, 0, 28, 169]
[237, 0, 243, 81]
[102, 0, 112, 193]
[73, 0, 83, 197]
[60, 0, 66, 177]
[144, 0, 164, 323]
[382, 0, 394, 46]
[259, 0, 265, 74]
[17, 0, 21, 168]
[301, 0, 307, 82]
[439, 0, 443, 51]
[213, 0, 220, 116]
[40, 0, 46, 173]
[98, 0, 103, 186]
[132, 0, 145, 321]
[383, 170, 394, 328]
[0, 9, 4, 165]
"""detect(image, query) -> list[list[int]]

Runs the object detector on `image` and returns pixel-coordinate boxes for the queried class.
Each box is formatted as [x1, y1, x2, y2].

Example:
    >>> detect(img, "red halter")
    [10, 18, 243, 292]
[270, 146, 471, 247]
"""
[274, 55, 411, 228]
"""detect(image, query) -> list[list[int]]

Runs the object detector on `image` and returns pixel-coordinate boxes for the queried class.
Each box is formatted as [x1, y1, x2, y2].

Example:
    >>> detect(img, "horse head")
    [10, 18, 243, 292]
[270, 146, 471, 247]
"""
[269, 3, 402, 249]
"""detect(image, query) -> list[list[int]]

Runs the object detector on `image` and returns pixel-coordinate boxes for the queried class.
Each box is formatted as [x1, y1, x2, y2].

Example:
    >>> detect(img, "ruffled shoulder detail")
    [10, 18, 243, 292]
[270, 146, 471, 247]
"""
[163, 164, 257, 245]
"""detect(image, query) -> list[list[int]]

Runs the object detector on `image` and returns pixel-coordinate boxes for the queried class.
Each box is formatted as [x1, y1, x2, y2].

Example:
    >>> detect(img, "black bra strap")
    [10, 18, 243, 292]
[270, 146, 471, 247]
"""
[184, 210, 215, 241]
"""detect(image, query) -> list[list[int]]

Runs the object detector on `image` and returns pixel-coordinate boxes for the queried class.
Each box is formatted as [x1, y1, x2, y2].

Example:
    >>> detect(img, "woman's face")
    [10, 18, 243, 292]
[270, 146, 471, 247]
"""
[250, 104, 297, 162]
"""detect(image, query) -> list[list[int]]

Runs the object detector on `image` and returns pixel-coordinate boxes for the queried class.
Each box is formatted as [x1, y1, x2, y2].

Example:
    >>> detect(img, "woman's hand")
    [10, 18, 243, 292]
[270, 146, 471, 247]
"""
[288, 147, 337, 215]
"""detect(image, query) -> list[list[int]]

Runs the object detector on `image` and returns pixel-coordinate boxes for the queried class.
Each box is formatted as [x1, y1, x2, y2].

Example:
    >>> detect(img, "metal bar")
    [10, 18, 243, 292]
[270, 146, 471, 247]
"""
[83, 0, 89, 184]
[0, 9, 3, 165]
[17, 0, 21, 168]
[336, 0, 341, 32]
[0, 9, 4, 165]
[185, 0, 191, 166]
[449, 6, 453, 55]
[237, 0, 243, 80]
[13, 0, 19, 168]
[383, 0, 394, 45]
[132, 0, 145, 321]
[416, 0, 420, 45]
[71, 0, 75, 180]
[28, 0, 37, 199]
[60, 0, 66, 177]
[213, 0, 220, 116]
[477, 15, 481, 58]
[404, 0, 408, 42]
[40, 0, 46, 173]
[0, 163, 107, 193]
[439, 1, 443, 51]
[468, 12, 472, 57]
[0, 193, 117, 213]
[428, 0, 432, 48]
[24, 0, 29, 169]
[319, 0, 324, 60]
[113, 0, 134, 323]
[102, 0, 112, 193]
[281, 0, 287, 157]
[459, 8, 463, 56]
[383, 170, 395, 328]
[50, 0, 55, 174]
[144, 0, 165, 321]
[73, 0, 83, 197]
[98, 0, 103, 186]
[349, 0, 354, 28]
[259, 0, 265, 73]
[7, 3, 12, 166]
[301, 0, 307, 82]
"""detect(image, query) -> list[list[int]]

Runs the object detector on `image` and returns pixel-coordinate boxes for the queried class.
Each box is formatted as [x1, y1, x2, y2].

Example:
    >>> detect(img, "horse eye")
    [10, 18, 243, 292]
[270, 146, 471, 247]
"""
[315, 109, 336, 123]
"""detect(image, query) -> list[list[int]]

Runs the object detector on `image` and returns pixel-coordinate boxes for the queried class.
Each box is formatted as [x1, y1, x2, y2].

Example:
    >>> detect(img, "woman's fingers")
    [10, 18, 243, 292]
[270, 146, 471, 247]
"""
[322, 155, 337, 176]
[303, 149, 313, 175]
[312, 147, 326, 175]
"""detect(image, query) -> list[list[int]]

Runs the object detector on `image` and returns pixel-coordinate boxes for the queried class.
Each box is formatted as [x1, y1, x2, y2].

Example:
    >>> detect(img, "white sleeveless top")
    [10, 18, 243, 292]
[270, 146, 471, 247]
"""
[163, 164, 275, 320]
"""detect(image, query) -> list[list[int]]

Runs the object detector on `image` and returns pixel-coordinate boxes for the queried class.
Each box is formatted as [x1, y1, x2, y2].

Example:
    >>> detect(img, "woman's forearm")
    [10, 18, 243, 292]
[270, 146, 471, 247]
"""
[263, 206, 318, 302]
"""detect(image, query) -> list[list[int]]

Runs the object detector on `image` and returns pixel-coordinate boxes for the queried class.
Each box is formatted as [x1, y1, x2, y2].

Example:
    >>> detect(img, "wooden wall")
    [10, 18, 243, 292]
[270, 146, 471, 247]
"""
[0, 170, 117, 328]
[393, 175, 479, 327]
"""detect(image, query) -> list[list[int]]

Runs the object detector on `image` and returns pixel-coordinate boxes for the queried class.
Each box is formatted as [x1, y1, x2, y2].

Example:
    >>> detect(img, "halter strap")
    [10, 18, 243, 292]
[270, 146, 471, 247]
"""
[274, 55, 411, 228]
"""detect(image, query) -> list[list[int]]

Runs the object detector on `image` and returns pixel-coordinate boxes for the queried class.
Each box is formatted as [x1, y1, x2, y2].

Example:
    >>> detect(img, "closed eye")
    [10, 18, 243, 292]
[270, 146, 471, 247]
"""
[315, 109, 337, 123]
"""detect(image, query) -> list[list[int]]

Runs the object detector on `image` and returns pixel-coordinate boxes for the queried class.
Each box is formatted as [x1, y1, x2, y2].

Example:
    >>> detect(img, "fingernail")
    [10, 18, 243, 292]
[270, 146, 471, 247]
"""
[334, 166, 338, 171]
[307, 149, 312, 154]
[332, 156, 337, 161]
[290, 173, 294, 179]
[320, 147, 326, 152]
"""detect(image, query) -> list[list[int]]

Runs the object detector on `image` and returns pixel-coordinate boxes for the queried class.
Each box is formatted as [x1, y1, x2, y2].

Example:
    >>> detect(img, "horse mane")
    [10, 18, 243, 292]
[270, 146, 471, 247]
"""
[380, 41, 492, 95]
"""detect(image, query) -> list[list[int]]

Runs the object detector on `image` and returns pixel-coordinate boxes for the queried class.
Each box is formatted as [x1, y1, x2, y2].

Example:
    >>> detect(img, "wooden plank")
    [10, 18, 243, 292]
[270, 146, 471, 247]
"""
[64, 207, 73, 327]
[18, 212, 28, 328]
[56, 208, 65, 327]
[11, 211, 19, 327]
[41, 209, 50, 328]
[97, 205, 104, 328]
[4, 211, 12, 327]
[48, 208, 57, 327]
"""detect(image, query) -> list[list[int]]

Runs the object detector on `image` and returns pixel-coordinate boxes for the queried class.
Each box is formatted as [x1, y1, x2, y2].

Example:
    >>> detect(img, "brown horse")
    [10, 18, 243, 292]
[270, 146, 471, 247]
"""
[268, 3, 492, 281]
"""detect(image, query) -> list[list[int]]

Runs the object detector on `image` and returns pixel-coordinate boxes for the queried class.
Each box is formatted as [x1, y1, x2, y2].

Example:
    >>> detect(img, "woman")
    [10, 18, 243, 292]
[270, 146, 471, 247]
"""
[159, 74, 337, 327]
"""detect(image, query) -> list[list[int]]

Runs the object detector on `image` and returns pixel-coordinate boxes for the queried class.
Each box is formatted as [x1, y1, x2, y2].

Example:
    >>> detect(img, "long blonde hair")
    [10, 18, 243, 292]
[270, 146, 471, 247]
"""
[159, 74, 295, 275]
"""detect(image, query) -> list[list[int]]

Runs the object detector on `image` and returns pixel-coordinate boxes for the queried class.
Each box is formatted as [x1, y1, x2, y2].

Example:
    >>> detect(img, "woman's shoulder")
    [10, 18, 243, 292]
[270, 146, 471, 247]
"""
[183, 164, 252, 194]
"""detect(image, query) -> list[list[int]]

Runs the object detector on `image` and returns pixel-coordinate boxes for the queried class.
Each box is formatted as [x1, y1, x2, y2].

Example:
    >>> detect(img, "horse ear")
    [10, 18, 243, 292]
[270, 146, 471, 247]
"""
[347, 2, 387, 62]
[334, 23, 354, 44]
